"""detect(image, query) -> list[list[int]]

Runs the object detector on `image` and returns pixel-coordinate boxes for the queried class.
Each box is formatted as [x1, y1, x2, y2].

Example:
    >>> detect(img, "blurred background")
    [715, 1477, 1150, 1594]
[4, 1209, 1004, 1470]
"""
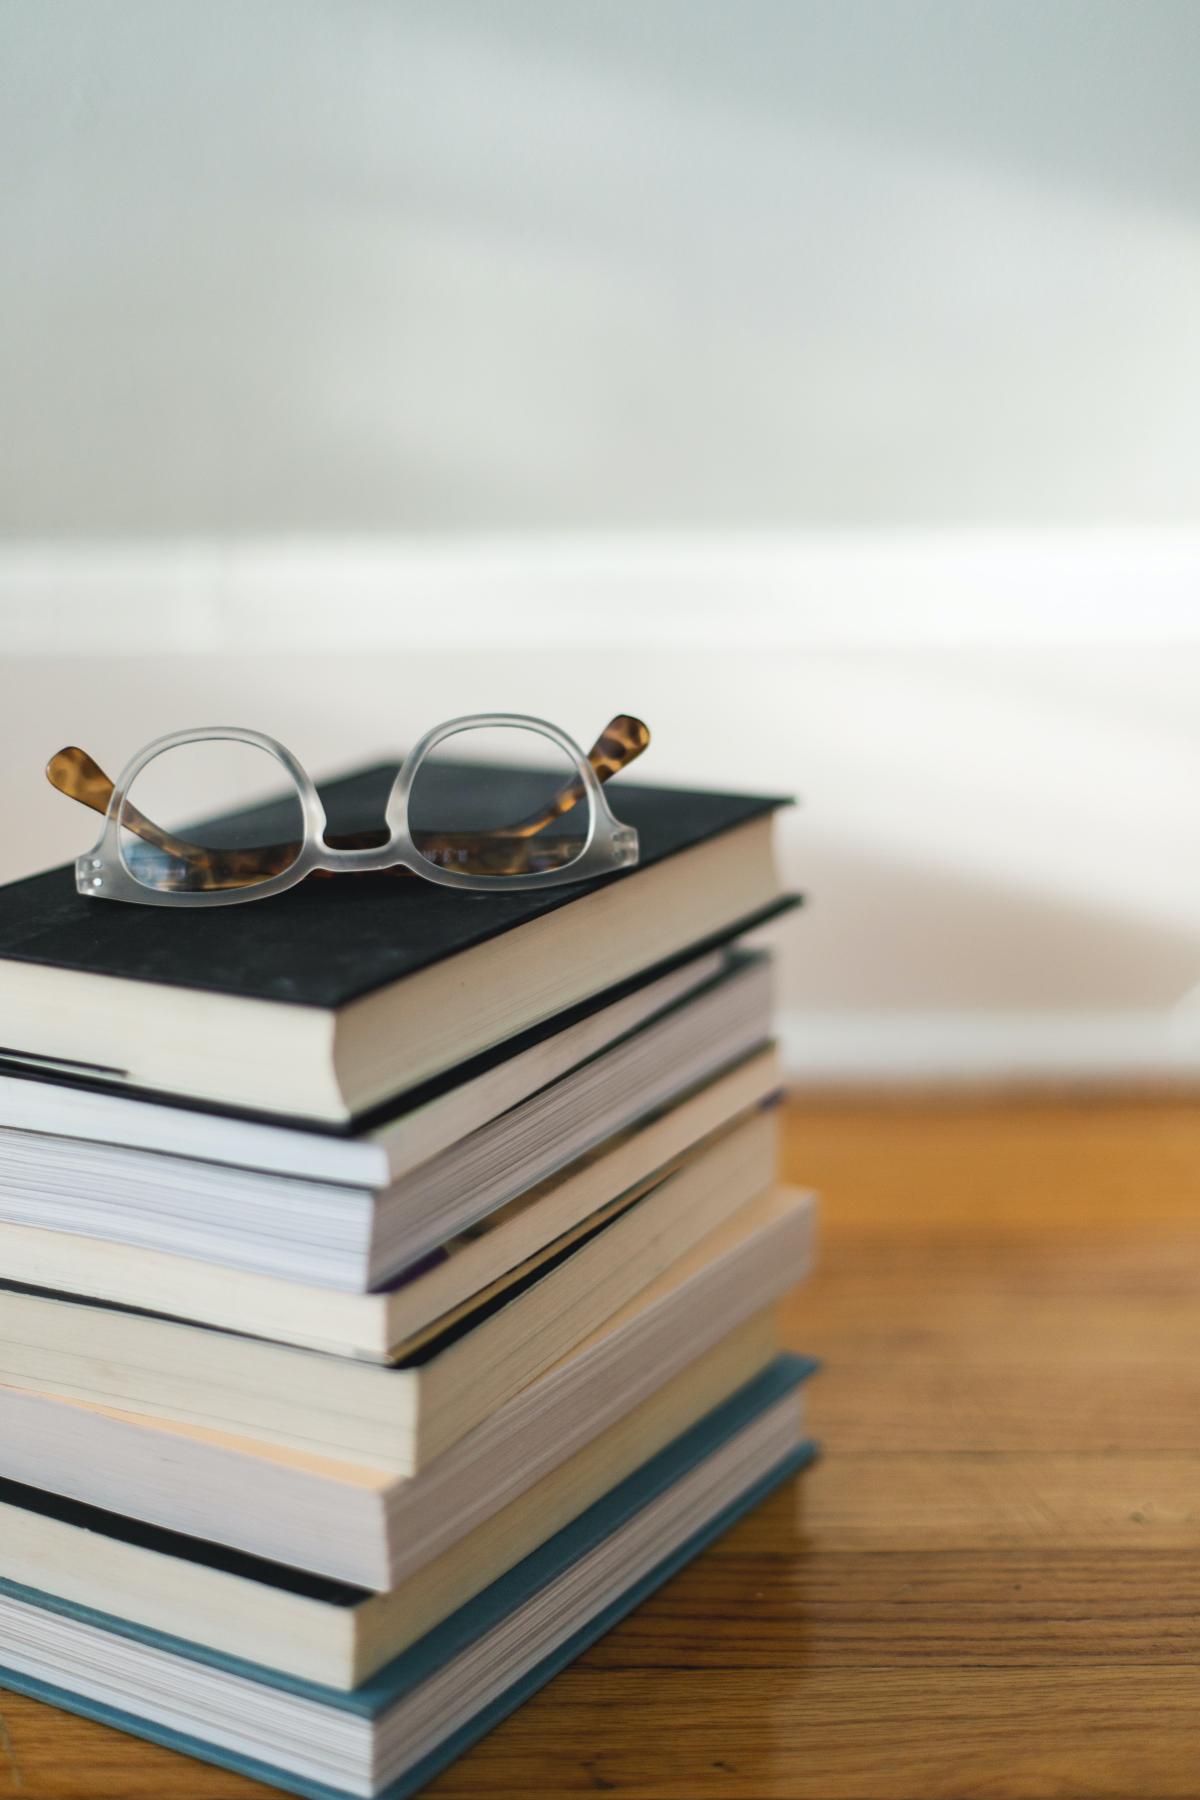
[3, 0, 1200, 1081]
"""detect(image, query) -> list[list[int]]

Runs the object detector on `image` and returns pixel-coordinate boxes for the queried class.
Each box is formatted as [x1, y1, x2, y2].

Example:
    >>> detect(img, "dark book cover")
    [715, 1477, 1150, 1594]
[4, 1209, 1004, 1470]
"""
[0, 762, 792, 1011]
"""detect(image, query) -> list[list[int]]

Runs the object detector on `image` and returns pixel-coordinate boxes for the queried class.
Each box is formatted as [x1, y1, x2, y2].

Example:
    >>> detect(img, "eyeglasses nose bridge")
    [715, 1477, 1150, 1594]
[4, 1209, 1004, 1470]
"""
[315, 834, 401, 874]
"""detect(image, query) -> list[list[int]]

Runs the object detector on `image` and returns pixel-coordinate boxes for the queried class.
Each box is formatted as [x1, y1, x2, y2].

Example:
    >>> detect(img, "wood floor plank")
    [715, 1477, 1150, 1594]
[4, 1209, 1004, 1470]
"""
[581, 1548, 1200, 1669]
[0, 1691, 271, 1797]
[427, 1666, 1200, 1799]
[812, 1360, 1200, 1450]
[786, 1450, 1200, 1550]
[785, 1094, 1200, 1235]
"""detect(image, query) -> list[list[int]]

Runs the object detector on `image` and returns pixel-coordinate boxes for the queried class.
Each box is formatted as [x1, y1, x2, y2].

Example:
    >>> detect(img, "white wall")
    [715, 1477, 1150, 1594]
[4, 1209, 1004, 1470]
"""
[3, 1, 1199, 530]
[3, 4, 1200, 1079]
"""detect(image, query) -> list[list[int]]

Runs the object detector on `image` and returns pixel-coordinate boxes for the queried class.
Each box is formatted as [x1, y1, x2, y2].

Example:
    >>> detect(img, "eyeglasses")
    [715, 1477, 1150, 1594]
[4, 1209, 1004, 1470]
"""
[47, 714, 648, 907]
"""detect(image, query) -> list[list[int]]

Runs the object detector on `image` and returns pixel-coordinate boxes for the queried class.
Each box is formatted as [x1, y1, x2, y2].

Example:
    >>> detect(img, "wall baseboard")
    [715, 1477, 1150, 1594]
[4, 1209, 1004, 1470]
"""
[778, 1008, 1200, 1086]
[5, 529, 1200, 651]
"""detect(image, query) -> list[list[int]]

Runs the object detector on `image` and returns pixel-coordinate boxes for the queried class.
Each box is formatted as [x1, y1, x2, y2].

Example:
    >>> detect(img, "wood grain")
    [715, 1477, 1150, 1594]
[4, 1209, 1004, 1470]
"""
[3, 1092, 1200, 1798]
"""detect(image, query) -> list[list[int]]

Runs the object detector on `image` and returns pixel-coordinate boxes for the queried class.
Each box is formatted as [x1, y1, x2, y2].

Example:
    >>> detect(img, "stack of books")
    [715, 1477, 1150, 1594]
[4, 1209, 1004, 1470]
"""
[0, 753, 817, 1799]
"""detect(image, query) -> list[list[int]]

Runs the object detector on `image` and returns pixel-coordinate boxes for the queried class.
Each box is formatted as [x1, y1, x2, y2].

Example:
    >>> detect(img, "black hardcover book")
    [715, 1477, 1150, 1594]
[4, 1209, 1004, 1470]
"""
[0, 762, 793, 1121]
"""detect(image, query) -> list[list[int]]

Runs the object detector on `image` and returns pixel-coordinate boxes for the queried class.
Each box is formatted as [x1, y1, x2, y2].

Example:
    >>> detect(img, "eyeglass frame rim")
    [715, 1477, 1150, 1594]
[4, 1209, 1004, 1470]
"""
[75, 713, 641, 907]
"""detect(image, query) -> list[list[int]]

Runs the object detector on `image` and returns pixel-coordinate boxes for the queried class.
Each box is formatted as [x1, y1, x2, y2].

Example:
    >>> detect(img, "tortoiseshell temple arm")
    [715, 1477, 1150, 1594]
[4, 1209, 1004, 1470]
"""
[45, 747, 241, 874]
[489, 714, 650, 840]
[45, 715, 650, 888]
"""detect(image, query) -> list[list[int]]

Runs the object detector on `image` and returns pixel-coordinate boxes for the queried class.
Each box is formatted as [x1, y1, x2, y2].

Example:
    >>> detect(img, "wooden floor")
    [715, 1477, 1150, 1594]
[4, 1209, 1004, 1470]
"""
[4, 1094, 1200, 1799]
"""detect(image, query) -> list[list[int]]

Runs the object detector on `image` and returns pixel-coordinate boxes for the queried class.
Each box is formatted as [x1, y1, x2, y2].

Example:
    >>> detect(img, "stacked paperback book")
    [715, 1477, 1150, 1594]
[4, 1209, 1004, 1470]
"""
[0, 754, 817, 1799]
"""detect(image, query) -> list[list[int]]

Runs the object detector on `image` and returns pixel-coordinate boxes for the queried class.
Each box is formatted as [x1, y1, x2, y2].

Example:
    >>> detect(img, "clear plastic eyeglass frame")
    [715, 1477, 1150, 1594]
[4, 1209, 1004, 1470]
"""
[48, 713, 646, 908]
